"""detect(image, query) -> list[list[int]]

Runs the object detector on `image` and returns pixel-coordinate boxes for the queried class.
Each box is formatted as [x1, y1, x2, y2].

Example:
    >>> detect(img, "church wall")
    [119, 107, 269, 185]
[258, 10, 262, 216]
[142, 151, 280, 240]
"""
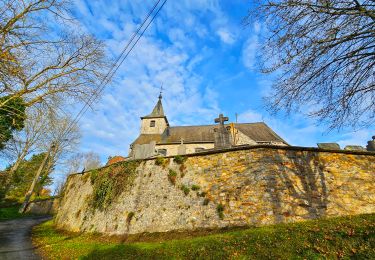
[140, 118, 167, 134]
[55, 147, 375, 235]
[155, 143, 215, 156]
[234, 130, 258, 145]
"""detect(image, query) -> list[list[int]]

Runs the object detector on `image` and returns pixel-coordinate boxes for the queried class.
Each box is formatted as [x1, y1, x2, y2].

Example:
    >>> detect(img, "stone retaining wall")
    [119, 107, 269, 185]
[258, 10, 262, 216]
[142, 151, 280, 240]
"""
[25, 197, 59, 215]
[55, 147, 375, 235]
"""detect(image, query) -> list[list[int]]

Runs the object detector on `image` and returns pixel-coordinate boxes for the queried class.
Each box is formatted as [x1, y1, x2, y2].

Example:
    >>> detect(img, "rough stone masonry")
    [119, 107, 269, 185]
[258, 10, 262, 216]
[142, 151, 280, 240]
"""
[55, 146, 375, 235]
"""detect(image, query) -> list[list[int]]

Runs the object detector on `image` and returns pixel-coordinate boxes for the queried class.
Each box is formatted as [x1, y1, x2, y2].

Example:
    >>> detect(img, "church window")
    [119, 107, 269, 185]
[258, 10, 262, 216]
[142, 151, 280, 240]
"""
[195, 147, 205, 153]
[157, 149, 167, 156]
[150, 120, 155, 127]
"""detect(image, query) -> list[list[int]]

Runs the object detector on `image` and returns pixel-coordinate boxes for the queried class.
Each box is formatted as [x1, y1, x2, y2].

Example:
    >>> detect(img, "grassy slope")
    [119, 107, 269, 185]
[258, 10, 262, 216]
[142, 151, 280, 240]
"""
[33, 214, 375, 259]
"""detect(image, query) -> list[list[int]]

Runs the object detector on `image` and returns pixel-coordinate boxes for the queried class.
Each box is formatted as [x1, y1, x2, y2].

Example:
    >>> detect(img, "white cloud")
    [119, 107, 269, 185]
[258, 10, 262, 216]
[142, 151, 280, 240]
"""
[242, 34, 259, 70]
[217, 28, 235, 44]
[337, 130, 372, 148]
[67, 0, 230, 161]
[238, 110, 263, 122]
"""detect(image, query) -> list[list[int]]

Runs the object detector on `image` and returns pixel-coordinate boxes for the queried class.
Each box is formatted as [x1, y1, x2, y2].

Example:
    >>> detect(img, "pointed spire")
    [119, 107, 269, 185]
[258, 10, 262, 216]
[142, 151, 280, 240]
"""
[146, 93, 165, 117]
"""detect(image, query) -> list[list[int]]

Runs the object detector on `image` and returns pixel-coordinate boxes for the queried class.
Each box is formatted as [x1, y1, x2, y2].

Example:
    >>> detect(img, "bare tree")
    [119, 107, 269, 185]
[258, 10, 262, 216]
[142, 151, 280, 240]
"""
[0, 0, 109, 110]
[65, 151, 102, 174]
[18, 111, 80, 210]
[1, 106, 80, 201]
[245, 0, 375, 129]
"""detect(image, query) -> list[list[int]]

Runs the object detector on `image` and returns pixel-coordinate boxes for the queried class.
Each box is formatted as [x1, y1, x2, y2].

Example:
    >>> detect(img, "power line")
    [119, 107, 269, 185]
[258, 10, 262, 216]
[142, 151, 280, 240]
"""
[59, 0, 167, 145]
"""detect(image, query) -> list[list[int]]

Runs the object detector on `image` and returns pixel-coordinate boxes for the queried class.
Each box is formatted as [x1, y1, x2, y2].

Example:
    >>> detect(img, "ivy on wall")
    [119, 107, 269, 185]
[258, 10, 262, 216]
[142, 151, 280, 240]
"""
[89, 160, 141, 211]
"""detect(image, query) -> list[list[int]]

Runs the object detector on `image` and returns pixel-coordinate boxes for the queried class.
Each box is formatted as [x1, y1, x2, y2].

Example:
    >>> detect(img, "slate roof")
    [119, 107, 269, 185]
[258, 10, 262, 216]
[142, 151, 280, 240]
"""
[132, 122, 288, 145]
[141, 94, 165, 118]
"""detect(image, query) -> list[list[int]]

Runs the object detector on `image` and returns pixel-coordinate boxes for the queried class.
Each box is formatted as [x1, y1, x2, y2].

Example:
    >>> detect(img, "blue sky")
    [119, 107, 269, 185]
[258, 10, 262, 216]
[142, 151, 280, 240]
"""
[50, 0, 372, 181]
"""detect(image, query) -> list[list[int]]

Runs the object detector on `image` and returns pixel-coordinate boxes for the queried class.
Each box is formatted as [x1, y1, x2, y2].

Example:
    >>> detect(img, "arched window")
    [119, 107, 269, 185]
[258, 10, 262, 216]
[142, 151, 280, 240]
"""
[150, 120, 155, 127]
[157, 149, 167, 156]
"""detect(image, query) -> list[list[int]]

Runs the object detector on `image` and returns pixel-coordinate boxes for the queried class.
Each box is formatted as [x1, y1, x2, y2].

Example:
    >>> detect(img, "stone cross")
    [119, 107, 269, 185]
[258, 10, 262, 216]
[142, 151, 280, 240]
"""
[213, 114, 231, 149]
[215, 114, 229, 126]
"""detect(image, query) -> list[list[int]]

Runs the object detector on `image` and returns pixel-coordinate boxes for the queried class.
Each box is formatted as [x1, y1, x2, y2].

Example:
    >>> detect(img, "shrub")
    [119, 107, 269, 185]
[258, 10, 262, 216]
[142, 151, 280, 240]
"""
[173, 155, 186, 165]
[155, 157, 169, 168]
[180, 185, 190, 195]
[168, 169, 177, 185]
[191, 185, 200, 191]
[217, 204, 224, 219]
[203, 198, 210, 205]
[155, 157, 165, 166]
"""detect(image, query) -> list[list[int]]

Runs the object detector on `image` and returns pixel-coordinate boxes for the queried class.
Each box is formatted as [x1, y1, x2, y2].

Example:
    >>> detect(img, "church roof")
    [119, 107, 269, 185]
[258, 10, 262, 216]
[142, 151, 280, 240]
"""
[131, 122, 288, 145]
[142, 94, 165, 118]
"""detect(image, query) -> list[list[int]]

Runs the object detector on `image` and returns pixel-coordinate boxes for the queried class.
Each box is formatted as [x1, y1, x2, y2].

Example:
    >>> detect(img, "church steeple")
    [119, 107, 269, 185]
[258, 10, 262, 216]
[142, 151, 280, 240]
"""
[146, 93, 165, 117]
[140, 93, 169, 134]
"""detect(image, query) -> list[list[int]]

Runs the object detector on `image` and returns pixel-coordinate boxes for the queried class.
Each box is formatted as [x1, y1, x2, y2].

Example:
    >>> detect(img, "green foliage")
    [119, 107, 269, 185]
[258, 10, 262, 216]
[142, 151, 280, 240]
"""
[191, 184, 200, 191]
[0, 205, 34, 221]
[0, 95, 26, 150]
[1, 153, 53, 203]
[155, 157, 168, 168]
[168, 169, 177, 185]
[33, 214, 375, 259]
[203, 198, 210, 206]
[180, 185, 190, 196]
[216, 204, 224, 219]
[90, 161, 140, 211]
[127, 212, 135, 224]
[173, 155, 186, 165]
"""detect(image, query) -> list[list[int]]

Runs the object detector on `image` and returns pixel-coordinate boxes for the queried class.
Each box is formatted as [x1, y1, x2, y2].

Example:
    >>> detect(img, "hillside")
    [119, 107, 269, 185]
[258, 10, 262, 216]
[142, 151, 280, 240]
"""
[33, 213, 375, 259]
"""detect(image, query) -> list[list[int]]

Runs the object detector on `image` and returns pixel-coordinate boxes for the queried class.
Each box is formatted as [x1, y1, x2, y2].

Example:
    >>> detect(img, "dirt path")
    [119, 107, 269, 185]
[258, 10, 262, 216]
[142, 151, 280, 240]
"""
[0, 216, 51, 260]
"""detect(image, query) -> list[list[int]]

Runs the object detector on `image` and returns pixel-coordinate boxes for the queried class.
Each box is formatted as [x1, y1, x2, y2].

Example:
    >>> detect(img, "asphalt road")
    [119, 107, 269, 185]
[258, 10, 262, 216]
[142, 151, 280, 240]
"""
[0, 216, 51, 260]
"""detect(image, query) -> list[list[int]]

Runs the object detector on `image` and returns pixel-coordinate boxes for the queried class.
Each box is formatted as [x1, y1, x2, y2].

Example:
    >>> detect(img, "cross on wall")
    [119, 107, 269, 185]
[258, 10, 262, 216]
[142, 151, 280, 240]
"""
[214, 114, 229, 126]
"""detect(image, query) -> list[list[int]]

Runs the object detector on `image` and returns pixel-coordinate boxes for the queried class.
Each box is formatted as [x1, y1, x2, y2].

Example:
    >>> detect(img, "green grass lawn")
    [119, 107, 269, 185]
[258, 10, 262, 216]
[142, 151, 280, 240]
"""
[0, 205, 33, 221]
[33, 214, 375, 259]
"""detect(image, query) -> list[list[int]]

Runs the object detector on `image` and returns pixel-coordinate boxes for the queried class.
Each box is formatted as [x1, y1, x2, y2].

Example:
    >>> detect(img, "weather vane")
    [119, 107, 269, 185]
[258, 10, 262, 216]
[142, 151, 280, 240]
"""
[159, 83, 163, 99]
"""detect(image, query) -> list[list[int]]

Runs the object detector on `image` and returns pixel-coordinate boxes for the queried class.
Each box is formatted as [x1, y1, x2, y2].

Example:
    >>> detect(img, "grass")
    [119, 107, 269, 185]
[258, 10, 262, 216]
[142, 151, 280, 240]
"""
[32, 214, 375, 259]
[0, 205, 33, 221]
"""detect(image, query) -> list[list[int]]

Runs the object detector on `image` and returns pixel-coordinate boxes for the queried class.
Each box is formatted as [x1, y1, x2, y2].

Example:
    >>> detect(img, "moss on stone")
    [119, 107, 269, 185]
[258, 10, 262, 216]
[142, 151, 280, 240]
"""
[155, 157, 169, 168]
[180, 185, 190, 195]
[168, 169, 177, 185]
[191, 185, 200, 191]
[173, 155, 186, 165]
[217, 204, 224, 219]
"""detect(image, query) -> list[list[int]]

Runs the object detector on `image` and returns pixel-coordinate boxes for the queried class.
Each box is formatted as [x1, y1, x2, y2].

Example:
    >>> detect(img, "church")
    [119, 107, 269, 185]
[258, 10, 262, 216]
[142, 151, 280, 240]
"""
[129, 94, 288, 159]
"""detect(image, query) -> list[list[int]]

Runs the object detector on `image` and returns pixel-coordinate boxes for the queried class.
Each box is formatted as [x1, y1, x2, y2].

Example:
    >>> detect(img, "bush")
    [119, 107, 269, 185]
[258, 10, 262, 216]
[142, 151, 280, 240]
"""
[180, 185, 190, 196]
[217, 204, 224, 219]
[203, 198, 210, 206]
[173, 155, 186, 165]
[155, 157, 165, 166]
[168, 169, 177, 185]
[191, 185, 200, 191]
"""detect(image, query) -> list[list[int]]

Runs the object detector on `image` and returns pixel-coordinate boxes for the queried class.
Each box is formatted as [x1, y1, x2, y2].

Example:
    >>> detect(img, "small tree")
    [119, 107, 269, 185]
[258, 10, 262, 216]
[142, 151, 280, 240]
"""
[4, 153, 53, 202]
